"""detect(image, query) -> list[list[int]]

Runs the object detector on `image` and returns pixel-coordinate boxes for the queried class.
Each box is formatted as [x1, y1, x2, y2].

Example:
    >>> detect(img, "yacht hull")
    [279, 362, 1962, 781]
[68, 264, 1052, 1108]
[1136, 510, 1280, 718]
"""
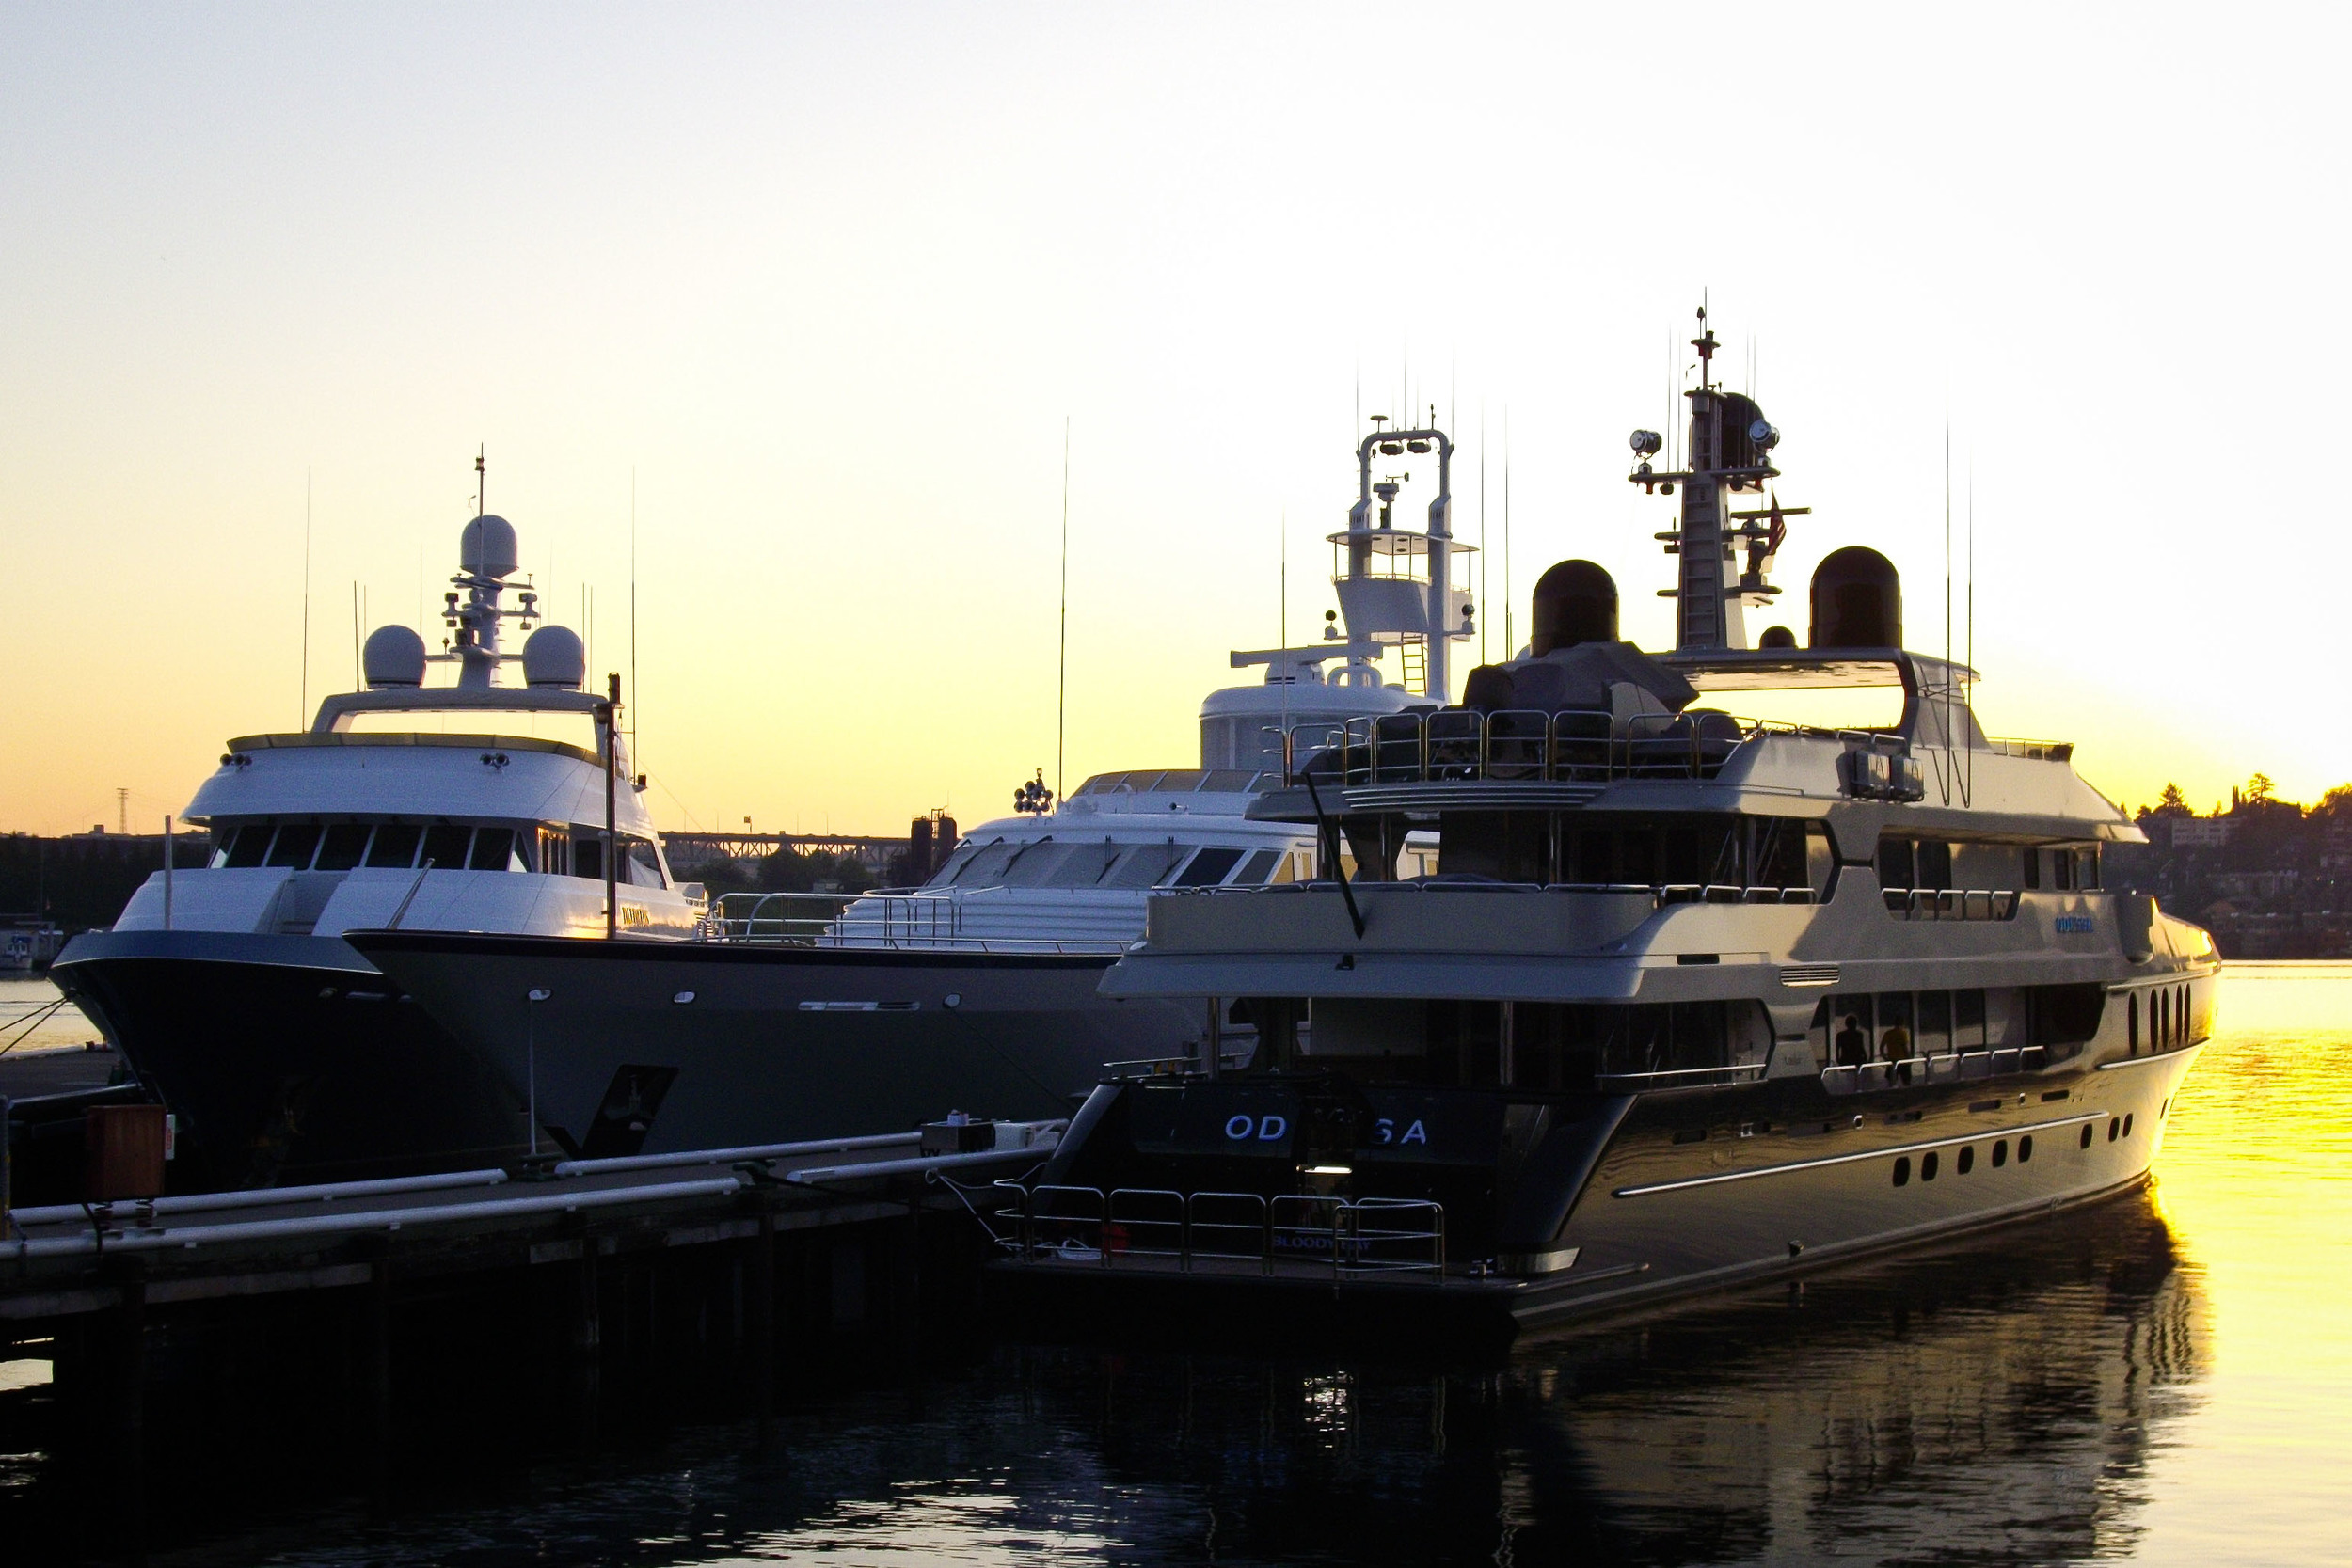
[348, 931, 1209, 1156]
[995, 1044, 2203, 1333]
[50, 929, 532, 1190]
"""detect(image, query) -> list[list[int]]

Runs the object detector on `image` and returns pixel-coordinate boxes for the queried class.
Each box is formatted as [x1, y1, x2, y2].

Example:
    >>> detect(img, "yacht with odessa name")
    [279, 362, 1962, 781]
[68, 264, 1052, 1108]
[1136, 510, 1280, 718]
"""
[347, 425, 1476, 1159]
[52, 511, 700, 1187]
[997, 317, 2217, 1330]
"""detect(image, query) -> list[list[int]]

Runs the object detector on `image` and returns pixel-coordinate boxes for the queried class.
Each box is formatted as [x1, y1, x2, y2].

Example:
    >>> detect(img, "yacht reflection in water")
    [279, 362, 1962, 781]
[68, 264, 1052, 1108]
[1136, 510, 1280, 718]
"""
[1012, 1190, 2204, 1565]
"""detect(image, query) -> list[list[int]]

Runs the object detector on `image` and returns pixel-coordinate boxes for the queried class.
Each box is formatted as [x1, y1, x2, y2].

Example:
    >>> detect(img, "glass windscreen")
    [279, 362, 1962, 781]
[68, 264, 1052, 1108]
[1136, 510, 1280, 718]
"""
[366, 823, 422, 868]
[314, 824, 373, 871]
[265, 824, 321, 869]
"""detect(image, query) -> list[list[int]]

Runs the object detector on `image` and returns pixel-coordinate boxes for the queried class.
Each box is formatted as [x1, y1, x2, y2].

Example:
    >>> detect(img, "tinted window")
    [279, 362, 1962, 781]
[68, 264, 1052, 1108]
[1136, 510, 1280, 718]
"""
[224, 825, 273, 868]
[1173, 847, 1246, 887]
[573, 833, 604, 881]
[421, 825, 473, 872]
[952, 840, 1023, 886]
[1877, 834, 1915, 891]
[366, 824, 421, 869]
[625, 838, 664, 887]
[995, 840, 1068, 887]
[315, 824, 372, 871]
[266, 825, 321, 869]
[1043, 842, 1127, 886]
[1202, 770, 1256, 792]
[1104, 842, 1187, 888]
[1236, 848, 1284, 885]
[1150, 771, 1207, 793]
[469, 828, 516, 871]
[922, 845, 979, 887]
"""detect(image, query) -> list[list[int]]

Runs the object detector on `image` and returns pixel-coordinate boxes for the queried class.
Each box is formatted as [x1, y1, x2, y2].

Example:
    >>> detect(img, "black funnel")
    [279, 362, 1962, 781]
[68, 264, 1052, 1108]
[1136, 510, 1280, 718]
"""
[1809, 546, 1901, 649]
[1531, 560, 1618, 656]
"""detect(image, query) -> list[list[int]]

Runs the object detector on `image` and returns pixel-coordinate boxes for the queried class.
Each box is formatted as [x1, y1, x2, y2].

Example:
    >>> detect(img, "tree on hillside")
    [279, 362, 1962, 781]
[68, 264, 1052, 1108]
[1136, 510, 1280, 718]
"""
[2313, 784, 2352, 821]
[2154, 783, 2190, 816]
[2245, 772, 2276, 805]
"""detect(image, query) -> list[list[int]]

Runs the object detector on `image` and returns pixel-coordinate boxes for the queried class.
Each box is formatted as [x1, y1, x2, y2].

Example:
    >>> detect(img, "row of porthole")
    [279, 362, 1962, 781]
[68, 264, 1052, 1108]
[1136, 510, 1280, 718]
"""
[1892, 1113, 2137, 1186]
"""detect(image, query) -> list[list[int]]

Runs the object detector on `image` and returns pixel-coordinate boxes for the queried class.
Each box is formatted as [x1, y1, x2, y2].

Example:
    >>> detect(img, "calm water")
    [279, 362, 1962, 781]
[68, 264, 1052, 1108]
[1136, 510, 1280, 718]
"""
[8, 964, 2351, 1565]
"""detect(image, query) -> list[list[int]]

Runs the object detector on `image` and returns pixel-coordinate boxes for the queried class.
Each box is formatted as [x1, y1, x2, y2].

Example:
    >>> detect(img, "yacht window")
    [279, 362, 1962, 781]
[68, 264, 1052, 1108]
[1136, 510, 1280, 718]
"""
[421, 825, 474, 874]
[2052, 848, 2076, 891]
[625, 837, 665, 887]
[224, 826, 273, 869]
[1916, 839, 1953, 891]
[1202, 769, 1256, 793]
[538, 828, 571, 878]
[2021, 847, 2042, 890]
[999, 841, 1073, 887]
[1236, 848, 1284, 884]
[2080, 847, 2101, 889]
[1172, 847, 1246, 887]
[1916, 990, 1953, 1055]
[2026, 983, 2105, 1046]
[313, 824, 372, 872]
[1150, 770, 1208, 793]
[266, 825, 322, 869]
[367, 824, 422, 869]
[1954, 987, 1989, 1049]
[573, 833, 605, 881]
[1876, 834, 1915, 892]
[1104, 841, 1188, 888]
[922, 844, 979, 887]
[469, 828, 517, 872]
[1050, 841, 1128, 886]
[951, 839, 1025, 886]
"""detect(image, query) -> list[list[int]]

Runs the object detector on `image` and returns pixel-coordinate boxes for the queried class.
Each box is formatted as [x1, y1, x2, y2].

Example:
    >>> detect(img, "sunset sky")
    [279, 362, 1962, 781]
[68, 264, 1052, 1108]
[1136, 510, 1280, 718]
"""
[4, 5, 2344, 839]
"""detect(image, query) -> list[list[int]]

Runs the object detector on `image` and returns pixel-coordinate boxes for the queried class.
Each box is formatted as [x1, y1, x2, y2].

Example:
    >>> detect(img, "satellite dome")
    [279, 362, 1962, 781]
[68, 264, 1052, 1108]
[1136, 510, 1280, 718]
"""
[1530, 560, 1619, 656]
[1810, 546, 1901, 649]
[362, 624, 428, 689]
[522, 625, 586, 689]
[460, 514, 519, 578]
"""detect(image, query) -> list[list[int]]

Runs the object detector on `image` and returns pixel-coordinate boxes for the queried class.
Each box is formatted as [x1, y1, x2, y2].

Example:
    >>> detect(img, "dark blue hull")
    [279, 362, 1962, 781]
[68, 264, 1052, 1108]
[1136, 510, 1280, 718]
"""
[51, 930, 532, 1190]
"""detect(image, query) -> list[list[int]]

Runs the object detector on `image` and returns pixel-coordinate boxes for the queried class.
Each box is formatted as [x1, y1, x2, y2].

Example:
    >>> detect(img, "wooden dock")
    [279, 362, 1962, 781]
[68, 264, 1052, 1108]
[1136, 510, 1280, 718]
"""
[0, 1120, 1057, 1555]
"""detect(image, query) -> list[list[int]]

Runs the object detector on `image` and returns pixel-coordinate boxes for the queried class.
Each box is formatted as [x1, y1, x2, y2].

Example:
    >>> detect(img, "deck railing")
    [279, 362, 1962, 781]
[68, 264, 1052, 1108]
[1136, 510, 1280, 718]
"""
[1880, 888, 2023, 921]
[995, 1181, 1444, 1281]
[710, 891, 1128, 955]
[1283, 709, 2077, 789]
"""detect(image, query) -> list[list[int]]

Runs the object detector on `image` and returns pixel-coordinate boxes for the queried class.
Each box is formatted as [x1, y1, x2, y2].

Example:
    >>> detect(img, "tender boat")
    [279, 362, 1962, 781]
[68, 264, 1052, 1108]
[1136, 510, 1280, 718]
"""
[52, 512, 701, 1187]
[347, 431, 1478, 1156]
[995, 325, 2217, 1330]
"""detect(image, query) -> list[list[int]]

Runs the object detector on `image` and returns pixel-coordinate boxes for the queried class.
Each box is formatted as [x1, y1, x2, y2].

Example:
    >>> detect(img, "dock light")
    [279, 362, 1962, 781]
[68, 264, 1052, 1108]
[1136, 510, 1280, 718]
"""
[1407, 438, 1431, 453]
[1630, 429, 1663, 456]
[1748, 419, 1781, 450]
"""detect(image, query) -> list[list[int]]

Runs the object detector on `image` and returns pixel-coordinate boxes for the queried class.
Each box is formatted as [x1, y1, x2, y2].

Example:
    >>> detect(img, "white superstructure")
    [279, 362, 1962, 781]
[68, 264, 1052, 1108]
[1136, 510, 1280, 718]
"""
[111, 515, 699, 942]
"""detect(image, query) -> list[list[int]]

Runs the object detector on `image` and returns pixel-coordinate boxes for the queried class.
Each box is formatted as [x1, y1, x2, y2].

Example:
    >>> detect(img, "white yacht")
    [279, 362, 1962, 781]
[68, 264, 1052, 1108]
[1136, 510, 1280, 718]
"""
[348, 430, 1475, 1157]
[52, 513, 700, 1187]
[1001, 324, 2218, 1330]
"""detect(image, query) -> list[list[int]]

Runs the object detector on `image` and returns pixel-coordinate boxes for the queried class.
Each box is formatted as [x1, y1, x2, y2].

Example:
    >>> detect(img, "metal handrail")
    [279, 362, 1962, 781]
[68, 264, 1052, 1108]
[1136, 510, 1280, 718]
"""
[1000, 1184, 1443, 1283]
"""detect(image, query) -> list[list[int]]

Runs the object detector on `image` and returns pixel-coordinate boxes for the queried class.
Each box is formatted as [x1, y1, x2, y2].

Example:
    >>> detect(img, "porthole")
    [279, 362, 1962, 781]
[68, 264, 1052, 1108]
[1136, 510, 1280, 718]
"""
[2080, 1124, 2094, 1149]
[1892, 1156, 1912, 1187]
[2123, 1113, 2134, 1137]
[1922, 1151, 1940, 1181]
[1957, 1146, 1975, 1175]
[1992, 1139, 2009, 1167]
[2019, 1135, 2034, 1162]
[2107, 1117, 2121, 1143]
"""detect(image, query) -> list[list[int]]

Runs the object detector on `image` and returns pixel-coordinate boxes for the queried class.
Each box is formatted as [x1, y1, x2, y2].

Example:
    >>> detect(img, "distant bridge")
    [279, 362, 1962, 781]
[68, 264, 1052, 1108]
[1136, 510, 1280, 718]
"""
[660, 832, 907, 871]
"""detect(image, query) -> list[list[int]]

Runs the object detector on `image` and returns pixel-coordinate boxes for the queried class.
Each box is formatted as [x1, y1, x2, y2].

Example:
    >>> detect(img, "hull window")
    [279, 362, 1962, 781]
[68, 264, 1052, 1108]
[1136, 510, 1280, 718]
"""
[2080, 1124, 2095, 1149]
[2019, 1134, 2034, 1162]
[1920, 1151, 1939, 1181]
[1956, 1145, 1975, 1175]
[1892, 1156, 1912, 1187]
[1992, 1139, 2009, 1167]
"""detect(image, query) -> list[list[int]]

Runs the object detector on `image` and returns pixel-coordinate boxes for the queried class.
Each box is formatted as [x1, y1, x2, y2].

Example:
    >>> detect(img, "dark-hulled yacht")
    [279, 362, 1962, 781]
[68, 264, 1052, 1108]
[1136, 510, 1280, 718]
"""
[997, 321, 2217, 1328]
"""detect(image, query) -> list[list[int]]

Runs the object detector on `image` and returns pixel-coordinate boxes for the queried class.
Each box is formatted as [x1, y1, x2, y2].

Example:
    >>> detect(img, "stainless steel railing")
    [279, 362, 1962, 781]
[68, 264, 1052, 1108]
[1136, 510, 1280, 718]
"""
[994, 1181, 1445, 1282]
[710, 890, 1129, 954]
